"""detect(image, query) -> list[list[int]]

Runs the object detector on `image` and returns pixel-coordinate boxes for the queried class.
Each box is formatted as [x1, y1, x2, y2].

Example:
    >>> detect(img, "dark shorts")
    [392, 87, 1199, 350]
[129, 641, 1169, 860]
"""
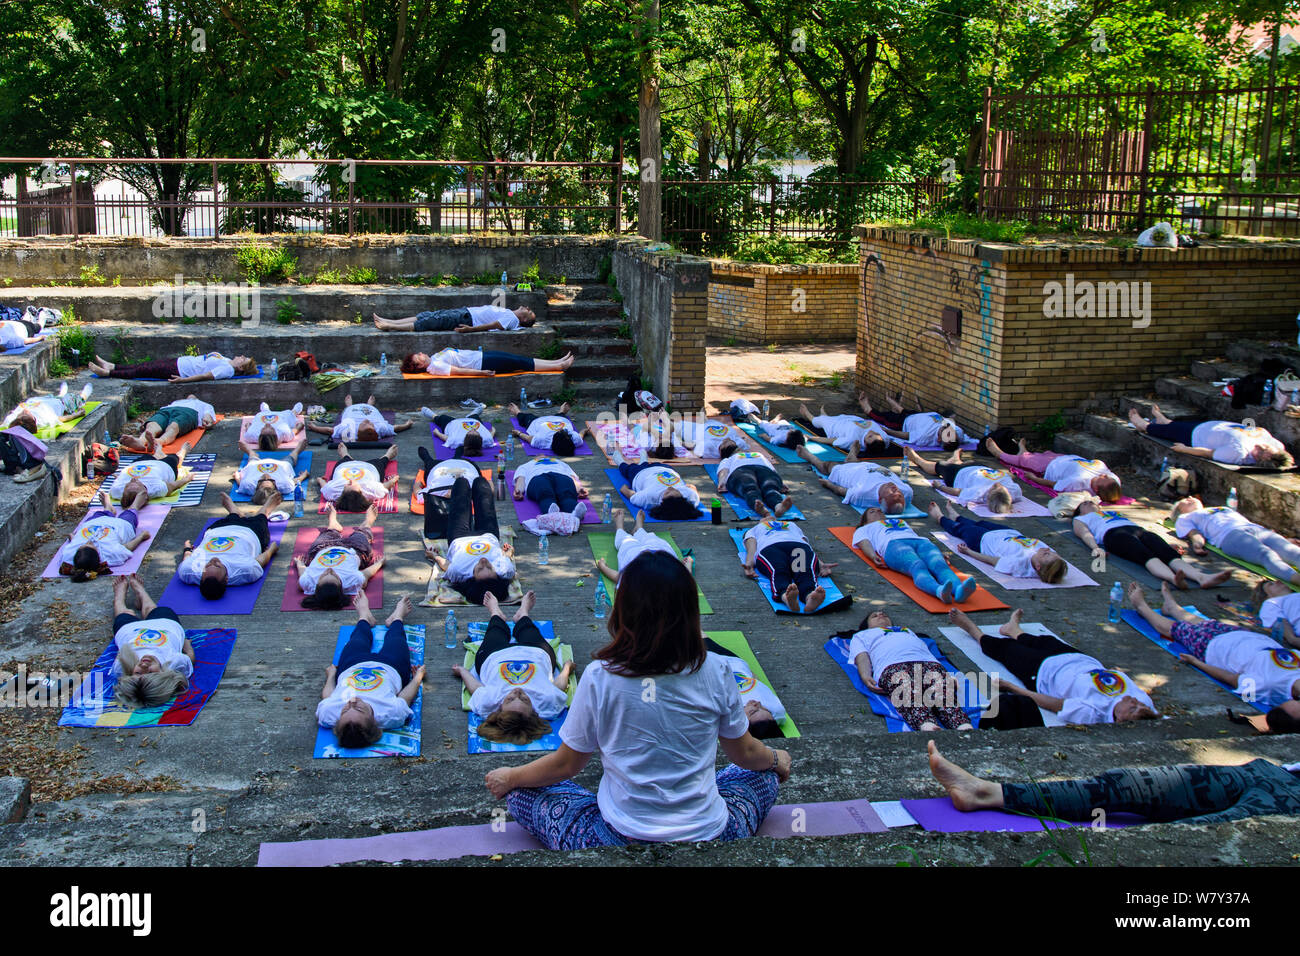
[148, 406, 200, 433]
[113, 606, 182, 633]
[414, 308, 470, 332]
[208, 513, 271, 551]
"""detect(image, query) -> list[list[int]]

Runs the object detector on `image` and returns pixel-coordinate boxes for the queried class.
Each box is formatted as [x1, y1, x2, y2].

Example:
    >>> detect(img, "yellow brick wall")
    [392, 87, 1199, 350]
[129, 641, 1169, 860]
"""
[709, 261, 857, 343]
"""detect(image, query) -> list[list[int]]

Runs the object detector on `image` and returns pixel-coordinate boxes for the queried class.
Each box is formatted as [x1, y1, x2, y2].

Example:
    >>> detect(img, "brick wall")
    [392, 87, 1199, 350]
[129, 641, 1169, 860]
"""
[708, 260, 857, 343]
[855, 226, 1300, 430]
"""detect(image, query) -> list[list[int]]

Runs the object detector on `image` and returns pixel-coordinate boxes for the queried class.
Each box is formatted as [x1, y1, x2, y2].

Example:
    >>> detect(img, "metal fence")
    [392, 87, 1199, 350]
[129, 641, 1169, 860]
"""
[979, 83, 1300, 235]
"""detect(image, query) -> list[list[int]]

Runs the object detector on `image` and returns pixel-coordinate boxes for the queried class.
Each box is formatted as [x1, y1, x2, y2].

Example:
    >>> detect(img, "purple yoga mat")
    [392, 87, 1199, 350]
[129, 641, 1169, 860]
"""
[156, 519, 288, 614]
[900, 797, 1143, 833]
[506, 469, 601, 523]
[429, 421, 497, 462]
[511, 416, 592, 456]
[256, 799, 887, 866]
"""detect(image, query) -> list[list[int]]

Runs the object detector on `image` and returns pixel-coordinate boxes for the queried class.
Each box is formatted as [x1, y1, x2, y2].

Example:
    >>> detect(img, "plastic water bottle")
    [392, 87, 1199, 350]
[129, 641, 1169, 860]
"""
[538, 535, 549, 565]
[601, 493, 612, 523]
[270, 357, 278, 381]
[762, 399, 770, 419]
[1226, 487, 1238, 511]
[900, 455, 910, 480]
[501, 270, 508, 288]
[1159, 455, 1169, 479]
[103, 428, 112, 447]
[444, 609, 457, 650]
[293, 485, 304, 518]
[520, 386, 527, 408]
[506, 434, 516, 461]
[1108, 582, 1124, 623]
[594, 583, 608, 620]
[1263, 379, 1275, 409]
[380, 353, 388, 377]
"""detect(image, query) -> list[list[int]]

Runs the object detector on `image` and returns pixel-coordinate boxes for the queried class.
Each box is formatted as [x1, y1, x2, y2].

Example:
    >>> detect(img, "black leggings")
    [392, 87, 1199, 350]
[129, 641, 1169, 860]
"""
[113, 605, 182, 634]
[445, 476, 499, 543]
[208, 513, 271, 551]
[526, 473, 578, 513]
[868, 408, 915, 431]
[338, 452, 392, 473]
[977, 631, 1079, 690]
[1002, 760, 1300, 825]
[1101, 524, 1180, 565]
[335, 619, 411, 680]
[473, 615, 556, 675]
[728, 464, 784, 512]
[756, 541, 821, 600]
[481, 350, 533, 374]
[1145, 420, 1198, 445]
[939, 515, 1002, 550]
[935, 463, 964, 486]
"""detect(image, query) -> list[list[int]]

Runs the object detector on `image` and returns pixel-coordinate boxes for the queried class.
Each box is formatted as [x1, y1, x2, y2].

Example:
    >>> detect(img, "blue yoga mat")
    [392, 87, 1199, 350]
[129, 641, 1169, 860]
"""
[734, 421, 844, 464]
[1120, 607, 1267, 711]
[601, 467, 710, 522]
[463, 620, 571, 754]
[314, 624, 425, 758]
[823, 634, 985, 731]
[230, 449, 313, 502]
[703, 464, 805, 520]
[727, 527, 849, 615]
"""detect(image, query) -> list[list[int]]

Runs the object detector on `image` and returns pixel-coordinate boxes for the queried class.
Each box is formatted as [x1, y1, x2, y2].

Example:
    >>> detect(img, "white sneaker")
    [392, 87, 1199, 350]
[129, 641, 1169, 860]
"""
[572, 500, 588, 519]
[547, 503, 560, 514]
[79, 383, 93, 401]
[57, 382, 68, 398]
[420, 407, 436, 421]
[260, 402, 270, 412]
[459, 398, 479, 408]
[611, 446, 624, 465]
[292, 402, 303, 415]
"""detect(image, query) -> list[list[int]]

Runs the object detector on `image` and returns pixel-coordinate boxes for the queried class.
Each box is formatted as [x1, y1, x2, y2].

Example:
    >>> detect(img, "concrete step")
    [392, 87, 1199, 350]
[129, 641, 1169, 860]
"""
[1227, 338, 1300, 368]
[1052, 429, 1126, 463]
[546, 300, 622, 320]
[0, 337, 57, 412]
[543, 283, 617, 302]
[1189, 358, 1249, 383]
[1155, 376, 1300, 448]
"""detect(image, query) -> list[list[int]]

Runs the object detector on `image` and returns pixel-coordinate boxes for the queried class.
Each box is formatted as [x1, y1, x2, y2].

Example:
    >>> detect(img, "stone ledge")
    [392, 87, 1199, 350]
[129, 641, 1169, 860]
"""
[0, 778, 30, 824]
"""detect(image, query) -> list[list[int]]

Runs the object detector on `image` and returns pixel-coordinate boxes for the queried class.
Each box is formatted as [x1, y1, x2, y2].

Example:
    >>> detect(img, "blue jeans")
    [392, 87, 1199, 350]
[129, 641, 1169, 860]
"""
[884, 539, 963, 598]
[414, 308, 469, 331]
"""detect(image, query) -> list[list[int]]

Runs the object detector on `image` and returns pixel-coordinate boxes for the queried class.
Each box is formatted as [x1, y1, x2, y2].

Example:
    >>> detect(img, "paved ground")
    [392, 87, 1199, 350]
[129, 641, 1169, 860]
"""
[2, 341, 1298, 866]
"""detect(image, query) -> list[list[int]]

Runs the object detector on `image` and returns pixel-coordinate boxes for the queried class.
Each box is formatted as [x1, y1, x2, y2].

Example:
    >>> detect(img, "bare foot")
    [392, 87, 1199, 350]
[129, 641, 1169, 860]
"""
[1126, 581, 1147, 611]
[781, 582, 800, 612]
[1158, 581, 1179, 615]
[997, 608, 1024, 638]
[753, 501, 771, 518]
[354, 587, 375, 624]
[1127, 408, 1148, 431]
[773, 496, 794, 517]
[927, 501, 943, 522]
[945, 500, 959, 520]
[388, 594, 412, 624]
[804, 585, 826, 612]
[482, 590, 502, 619]
[928, 741, 1004, 811]
[1200, 570, 1232, 589]
[515, 589, 536, 621]
[1173, 568, 1188, 590]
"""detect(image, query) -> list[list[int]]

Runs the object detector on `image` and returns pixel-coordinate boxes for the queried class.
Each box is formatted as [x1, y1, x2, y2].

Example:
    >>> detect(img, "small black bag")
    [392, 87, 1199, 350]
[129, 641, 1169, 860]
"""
[0, 433, 40, 475]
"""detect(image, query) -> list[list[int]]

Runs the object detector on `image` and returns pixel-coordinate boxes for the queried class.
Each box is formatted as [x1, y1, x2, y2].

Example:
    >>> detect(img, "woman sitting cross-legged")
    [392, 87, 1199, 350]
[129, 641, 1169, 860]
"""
[848, 609, 974, 731]
[905, 448, 1023, 513]
[1070, 498, 1230, 589]
[484, 551, 792, 849]
[317, 592, 425, 749]
[926, 500, 1067, 584]
[947, 607, 1159, 724]
[425, 475, 516, 603]
[512, 455, 590, 521]
[509, 402, 582, 457]
[401, 347, 574, 376]
[854, 508, 975, 604]
[594, 508, 694, 587]
[740, 517, 835, 613]
[178, 492, 282, 601]
[1127, 582, 1300, 715]
[616, 461, 703, 521]
[315, 443, 399, 512]
[1129, 405, 1293, 469]
[452, 590, 574, 745]
[89, 350, 256, 382]
[716, 445, 794, 518]
[294, 504, 384, 610]
[1170, 496, 1300, 587]
[984, 436, 1124, 503]
[59, 490, 153, 582]
[232, 438, 309, 505]
[109, 574, 194, 709]
[927, 740, 1300, 824]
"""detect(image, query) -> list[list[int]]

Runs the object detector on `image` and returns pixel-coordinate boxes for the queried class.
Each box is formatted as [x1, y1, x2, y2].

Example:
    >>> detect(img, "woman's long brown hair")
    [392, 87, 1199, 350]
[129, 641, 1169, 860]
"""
[594, 551, 706, 678]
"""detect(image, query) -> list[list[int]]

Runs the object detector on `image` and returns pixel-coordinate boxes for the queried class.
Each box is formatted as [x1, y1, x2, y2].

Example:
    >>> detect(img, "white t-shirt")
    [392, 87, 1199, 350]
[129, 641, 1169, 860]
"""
[852, 516, 920, 554]
[514, 456, 578, 487]
[236, 457, 297, 495]
[847, 626, 938, 683]
[841, 469, 913, 510]
[445, 533, 514, 583]
[1259, 593, 1300, 632]
[614, 527, 675, 574]
[176, 353, 235, 380]
[112, 618, 193, 679]
[743, 518, 808, 552]
[60, 516, 136, 567]
[469, 645, 568, 718]
[440, 417, 496, 450]
[1173, 506, 1253, 547]
[628, 466, 700, 510]
[299, 545, 366, 595]
[109, 458, 177, 499]
[320, 460, 388, 501]
[1205, 631, 1300, 707]
[758, 420, 798, 445]
[524, 416, 581, 450]
[331, 404, 395, 443]
[432, 347, 484, 371]
[903, 412, 965, 447]
[1075, 509, 1134, 544]
[952, 466, 1022, 505]
[560, 657, 749, 842]
[0, 321, 30, 350]
[1035, 653, 1154, 724]
[420, 459, 481, 495]
[1043, 455, 1118, 493]
[1191, 421, 1286, 465]
[467, 305, 522, 330]
[5, 396, 64, 429]
[812, 414, 889, 449]
[979, 529, 1050, 578]
[178, 524, 265, 586]
[714, 653, 786, 722]
[241, 408, 296, 444]
[168, 397, 217, 423]
[675, 421, 742, 458]
[316, 662, 412, 729]
[719, 450, 775, 478]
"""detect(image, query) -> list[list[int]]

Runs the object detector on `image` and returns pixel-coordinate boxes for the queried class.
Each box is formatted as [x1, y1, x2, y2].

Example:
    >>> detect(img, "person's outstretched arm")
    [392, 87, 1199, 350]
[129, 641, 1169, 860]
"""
[398, 666, 426, 704]
[1170, 443, 1214, 458]
[455, 321, 504, 333]
[954, 542, 997, 566]
[125, 530, 152, 552]
[852, 652, 879, 692]
[165, 474, 194, 493]
[393, 419, 414, 432]
[552, 661, 574, 690]
[321, 664, 338, 699]
[1071, 518, 1100, 552]
[719, 732, 792, 782]
[362, 557, 385, 581]
[1178, 654, 1239, 687]
[742, 537, 759, 577]
[485, 744, 592, 797]
[256, 543, 279, 568]
[168, 372, 216, 384]
[1001, 681, 1064, 713]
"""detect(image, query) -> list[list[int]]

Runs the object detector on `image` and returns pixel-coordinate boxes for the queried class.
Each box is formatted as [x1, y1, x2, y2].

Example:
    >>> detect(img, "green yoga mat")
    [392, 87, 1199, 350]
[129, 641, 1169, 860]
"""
[460, 629, 575, 710]
[2, 400, 102, 441]
[704, 630, 799, 738]
[1161, 517, 1300, 590]
[588, 530, 713, 614]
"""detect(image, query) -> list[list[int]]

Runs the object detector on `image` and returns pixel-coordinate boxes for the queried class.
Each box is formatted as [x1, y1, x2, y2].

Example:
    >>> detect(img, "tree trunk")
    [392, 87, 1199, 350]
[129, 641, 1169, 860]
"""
[696, 119, 712, 181]
[636, 0, 662, 241]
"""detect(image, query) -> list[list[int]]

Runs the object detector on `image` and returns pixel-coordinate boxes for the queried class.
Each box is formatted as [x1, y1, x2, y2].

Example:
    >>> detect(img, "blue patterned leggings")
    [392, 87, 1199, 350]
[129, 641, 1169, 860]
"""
[507, 765, 780, 850]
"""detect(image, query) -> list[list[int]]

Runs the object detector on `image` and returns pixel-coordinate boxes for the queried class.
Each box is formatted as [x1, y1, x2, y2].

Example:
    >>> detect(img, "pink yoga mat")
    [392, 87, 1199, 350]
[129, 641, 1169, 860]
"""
[511, 416, 593, 456]
[256, 798, 887, 865]
[506, 469, 601, 523]
[429, 421, 497, 462]
[317, 459, 399, 514]
[240, 414, 305, 450]
[900, 797, 1142, 832]
[1005, 465, 1136, 505]
[41, 504, 171, 578]
[281, 526, 384, 611]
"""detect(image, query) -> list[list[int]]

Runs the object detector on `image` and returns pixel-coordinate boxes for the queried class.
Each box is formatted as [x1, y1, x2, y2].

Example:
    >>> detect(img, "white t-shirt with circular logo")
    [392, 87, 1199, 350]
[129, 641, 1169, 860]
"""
[300, 546, 366, 595]
[112, 618, 193, 678]
[60, 516, 136, 568]
[469, 645, 568, 718]
[179, 525, 266, 586]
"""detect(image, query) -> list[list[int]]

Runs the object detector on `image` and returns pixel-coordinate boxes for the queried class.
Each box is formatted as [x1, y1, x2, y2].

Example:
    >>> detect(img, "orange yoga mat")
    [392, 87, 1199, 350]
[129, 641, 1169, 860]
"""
[827, 526, 1008, 614]
[411, 467, 497, 513]
[402, 369, 564, 380]
[157, 414, 225, 455]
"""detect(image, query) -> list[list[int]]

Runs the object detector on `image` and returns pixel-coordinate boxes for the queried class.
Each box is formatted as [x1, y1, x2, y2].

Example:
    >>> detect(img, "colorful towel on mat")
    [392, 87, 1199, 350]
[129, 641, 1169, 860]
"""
[587, 531, 712, 614]
[157, 518, 288, 614]
[1120, 605, 1267, 710]
[107, 453, 214, 506]
[727, 527, 849, 615]
[705, 630, 799, 737]
[703, 464, 805, 520]
[314, 624, 425, 758]
[585, 420, 701, 466]
[59, 627, 236, 727]
[512, 416, 593, 456]
[823, 633, 985, 731]
[230, 449, 313, 502]
[461, 620, 574, 754]
[602, 467, 710, 522]
[930, 530, 1098, 590]
[505, 469, 601, 525]
[40, 504, 171, 578]
[317, 458, 399, 513]
[734, 420, 844, 464]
